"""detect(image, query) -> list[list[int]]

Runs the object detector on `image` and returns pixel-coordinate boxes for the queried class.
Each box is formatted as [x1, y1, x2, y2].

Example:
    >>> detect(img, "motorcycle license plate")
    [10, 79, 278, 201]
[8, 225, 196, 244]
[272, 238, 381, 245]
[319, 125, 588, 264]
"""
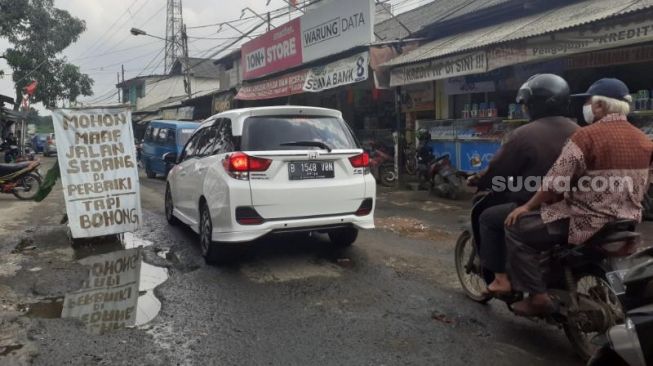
[606, 269, 628, 295]
[288, 161, 334, 180]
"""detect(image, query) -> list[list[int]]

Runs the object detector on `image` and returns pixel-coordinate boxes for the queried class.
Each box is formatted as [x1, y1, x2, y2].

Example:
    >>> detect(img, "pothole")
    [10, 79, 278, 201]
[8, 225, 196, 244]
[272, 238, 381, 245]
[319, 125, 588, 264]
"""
[17, 233, 169, 333]
[17, 297, 64, 319]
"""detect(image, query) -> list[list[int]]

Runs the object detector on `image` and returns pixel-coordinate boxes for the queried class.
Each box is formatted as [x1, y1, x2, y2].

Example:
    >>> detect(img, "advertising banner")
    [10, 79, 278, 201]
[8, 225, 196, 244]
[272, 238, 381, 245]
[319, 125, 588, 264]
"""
[53, 107, 142, 238]
[488, 15, 653, 71]
[241, 0, 374, 80]
[389, 51, 487, 87]
[242, 18, 303, 80]
[61, 248, 141, 334]
[303, 52, 369, 92]
[236, 52, 369, 100]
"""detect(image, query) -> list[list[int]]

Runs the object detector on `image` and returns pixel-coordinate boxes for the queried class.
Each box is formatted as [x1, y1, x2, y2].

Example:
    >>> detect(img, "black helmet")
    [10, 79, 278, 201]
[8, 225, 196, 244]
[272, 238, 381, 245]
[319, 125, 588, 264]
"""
[417, 128, 431, 141]
[516, 74, 570, 121]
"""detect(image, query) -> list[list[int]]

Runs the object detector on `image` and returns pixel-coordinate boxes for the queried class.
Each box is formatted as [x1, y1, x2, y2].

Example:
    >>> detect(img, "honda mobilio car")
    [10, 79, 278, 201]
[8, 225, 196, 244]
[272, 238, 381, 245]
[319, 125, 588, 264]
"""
[164, 106, 376, 264]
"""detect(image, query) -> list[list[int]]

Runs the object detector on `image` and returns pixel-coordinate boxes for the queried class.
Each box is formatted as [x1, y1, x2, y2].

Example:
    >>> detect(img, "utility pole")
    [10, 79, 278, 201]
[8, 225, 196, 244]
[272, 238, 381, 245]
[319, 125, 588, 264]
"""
[117, 72, 121, 103]
[267, 12, 271, 31]
[182, 24, 191, 100]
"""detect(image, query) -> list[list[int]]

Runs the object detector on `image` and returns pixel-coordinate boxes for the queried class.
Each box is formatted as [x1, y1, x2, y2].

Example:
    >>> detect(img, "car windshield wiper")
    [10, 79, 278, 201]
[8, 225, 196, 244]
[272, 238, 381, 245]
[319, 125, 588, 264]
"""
[280, 141, 332, 152]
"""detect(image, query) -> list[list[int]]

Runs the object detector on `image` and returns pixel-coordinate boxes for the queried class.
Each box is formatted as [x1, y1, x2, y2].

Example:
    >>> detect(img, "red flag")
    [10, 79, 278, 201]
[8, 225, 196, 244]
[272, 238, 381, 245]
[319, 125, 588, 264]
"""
[24, 81, 37, 96]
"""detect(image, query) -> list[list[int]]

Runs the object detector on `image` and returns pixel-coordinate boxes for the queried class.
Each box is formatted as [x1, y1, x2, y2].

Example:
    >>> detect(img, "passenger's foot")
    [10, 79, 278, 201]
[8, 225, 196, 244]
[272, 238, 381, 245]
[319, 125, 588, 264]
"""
[487, 274, 512, 294]
[512, 294, 557, 316]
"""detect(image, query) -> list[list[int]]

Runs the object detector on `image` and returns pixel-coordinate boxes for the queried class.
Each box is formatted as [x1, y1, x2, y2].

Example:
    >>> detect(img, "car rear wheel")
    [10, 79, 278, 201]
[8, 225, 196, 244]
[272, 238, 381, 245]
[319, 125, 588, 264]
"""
[165, 184, 180, 226]
[328, 228, 358, 247]
[199, 201, 240, 265]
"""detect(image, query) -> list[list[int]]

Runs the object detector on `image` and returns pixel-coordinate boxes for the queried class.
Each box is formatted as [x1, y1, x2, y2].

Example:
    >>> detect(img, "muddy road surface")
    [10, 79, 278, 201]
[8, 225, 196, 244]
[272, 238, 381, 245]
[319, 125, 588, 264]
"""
[0, 158, 590, 365]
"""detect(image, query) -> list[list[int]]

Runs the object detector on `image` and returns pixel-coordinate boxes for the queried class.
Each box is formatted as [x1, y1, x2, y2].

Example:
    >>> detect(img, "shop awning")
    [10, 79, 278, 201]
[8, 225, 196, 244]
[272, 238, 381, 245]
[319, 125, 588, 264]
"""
[385, 0, 653, 68]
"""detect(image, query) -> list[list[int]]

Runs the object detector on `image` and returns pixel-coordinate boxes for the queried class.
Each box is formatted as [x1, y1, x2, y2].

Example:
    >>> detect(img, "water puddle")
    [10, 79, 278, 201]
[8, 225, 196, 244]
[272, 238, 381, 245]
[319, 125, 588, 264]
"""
[0, 344, 23, 356]
[18, 233, 169, 333]
[17, 297, 64, 319]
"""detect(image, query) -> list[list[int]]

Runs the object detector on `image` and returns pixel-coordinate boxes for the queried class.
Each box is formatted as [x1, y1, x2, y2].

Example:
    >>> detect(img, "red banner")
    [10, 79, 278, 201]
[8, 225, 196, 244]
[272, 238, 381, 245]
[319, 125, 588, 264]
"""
[236, 69, 307, 100]
[241, 18, 302, 80]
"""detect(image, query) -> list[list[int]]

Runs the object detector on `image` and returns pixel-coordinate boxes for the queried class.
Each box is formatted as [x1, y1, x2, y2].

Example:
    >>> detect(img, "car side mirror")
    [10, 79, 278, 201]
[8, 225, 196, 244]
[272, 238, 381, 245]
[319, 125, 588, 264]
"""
[163, 152, 178, 164]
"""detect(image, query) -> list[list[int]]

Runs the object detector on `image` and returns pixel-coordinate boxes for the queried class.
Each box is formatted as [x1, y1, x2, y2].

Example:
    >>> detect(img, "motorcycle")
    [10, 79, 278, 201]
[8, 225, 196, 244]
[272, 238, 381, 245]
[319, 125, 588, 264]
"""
[587, 248, 653, 366]
[366, 143, 396, 187]
[455, 190, 640, 361]
[2, 143, 35, 163]
[0, 160, 42, 200]
[428, 153, 465, 199]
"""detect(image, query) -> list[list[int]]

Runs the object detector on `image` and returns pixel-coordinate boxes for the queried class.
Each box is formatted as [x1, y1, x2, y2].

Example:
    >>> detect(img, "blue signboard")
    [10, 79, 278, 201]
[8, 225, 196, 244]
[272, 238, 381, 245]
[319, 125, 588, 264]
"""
[431, 141, 458, 169]
[459, 141, 501, 172]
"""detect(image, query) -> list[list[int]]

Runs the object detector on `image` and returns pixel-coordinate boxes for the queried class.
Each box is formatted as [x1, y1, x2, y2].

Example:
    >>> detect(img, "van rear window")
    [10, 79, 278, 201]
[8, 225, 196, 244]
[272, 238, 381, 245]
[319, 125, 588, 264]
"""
[241, 116, 358, 151]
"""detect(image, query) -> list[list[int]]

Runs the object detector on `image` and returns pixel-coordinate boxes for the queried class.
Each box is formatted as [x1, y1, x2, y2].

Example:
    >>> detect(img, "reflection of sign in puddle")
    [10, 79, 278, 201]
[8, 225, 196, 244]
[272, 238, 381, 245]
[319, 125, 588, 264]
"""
[18, 234, 168, 334]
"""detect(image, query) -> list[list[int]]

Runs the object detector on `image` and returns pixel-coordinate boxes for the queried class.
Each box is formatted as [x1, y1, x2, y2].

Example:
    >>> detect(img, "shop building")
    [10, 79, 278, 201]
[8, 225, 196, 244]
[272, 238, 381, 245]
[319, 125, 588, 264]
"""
[383, 0, 653, 173]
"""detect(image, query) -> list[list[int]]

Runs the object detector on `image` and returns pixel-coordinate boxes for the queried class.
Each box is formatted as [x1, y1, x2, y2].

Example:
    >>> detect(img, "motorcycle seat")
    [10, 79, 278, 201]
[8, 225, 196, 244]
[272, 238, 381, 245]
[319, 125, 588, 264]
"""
[0, 162, 31, 177]
[585, 219, 640, 246]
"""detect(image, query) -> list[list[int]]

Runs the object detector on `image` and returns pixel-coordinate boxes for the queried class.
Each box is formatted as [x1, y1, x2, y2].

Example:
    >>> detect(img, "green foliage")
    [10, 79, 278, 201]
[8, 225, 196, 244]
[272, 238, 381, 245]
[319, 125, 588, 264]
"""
[33, 158, 60, 202]
[0, 0, 93, 108]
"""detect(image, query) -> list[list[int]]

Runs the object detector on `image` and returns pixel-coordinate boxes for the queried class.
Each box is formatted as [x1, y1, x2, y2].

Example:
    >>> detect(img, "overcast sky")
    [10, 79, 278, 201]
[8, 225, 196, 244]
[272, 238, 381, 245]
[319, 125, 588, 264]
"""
[0, 0, 427, 114]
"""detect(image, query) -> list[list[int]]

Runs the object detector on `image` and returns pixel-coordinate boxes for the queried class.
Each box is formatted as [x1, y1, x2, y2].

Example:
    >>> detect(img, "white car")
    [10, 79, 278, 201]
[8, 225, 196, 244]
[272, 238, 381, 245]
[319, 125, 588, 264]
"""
[164, 106, 376, 263]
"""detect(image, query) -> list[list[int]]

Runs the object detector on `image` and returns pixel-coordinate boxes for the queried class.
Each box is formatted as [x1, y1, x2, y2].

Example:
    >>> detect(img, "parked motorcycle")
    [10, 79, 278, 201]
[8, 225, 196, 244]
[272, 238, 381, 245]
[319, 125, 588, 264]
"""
[0, 160, 42, 200]
[367, 143, 396, 187]
[587, 248, 653, 366]
[455, 191, 640, 361]
[428, 153, 465, 199]
[2, 143, 35, 163]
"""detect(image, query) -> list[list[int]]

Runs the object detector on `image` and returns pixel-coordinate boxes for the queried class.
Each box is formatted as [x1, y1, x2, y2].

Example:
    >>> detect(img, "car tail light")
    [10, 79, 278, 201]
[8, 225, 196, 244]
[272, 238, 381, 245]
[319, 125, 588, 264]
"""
[349, 152, 370, 168]
[236, 207, 264, 225]
[223, 152, 272, 180]
[355, 198, 374, 216]
[349, 152, 370, 175]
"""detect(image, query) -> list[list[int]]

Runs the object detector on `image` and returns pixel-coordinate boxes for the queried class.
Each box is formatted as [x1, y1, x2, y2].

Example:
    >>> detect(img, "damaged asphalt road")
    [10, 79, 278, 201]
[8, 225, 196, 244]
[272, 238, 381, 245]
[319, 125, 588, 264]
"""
[0, 157, 594, 365]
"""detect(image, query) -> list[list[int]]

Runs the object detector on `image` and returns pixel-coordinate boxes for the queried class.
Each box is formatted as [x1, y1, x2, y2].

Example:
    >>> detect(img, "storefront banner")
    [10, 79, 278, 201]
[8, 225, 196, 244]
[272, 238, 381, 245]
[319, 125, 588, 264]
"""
[567, 43, 653, 69]
[303, 52, 369, 92]
[444, 77, 495, 96]
[236, 52, 369, 100]
[488, 16, 653, 71]
[236, 70, 306, 100]
[389, 51, 487, 87]
[241, 0, 374, 80]
[242, 18, 303, 81]
[53, 107, 142, 238]
[161, 106, 193, 120]
[300, 0, 374, 64]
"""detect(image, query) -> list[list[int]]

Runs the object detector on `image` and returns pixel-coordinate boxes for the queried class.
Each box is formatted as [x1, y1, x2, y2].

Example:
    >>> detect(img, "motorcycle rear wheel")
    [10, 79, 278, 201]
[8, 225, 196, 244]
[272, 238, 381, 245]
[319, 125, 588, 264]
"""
[563, 273, 623, 362]
[455, 230, 492, 303]
[379, 164, 396, 187]
[13, 172, 42, 200]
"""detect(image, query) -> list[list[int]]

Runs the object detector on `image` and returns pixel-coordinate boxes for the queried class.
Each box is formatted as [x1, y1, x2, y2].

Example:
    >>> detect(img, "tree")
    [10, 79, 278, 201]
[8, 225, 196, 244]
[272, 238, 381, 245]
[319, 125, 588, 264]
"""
[0, 0, 93, 109]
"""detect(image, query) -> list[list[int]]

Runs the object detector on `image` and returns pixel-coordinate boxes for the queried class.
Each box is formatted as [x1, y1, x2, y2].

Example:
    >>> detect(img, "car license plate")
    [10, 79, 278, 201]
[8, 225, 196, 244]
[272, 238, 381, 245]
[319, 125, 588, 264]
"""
[288, 161, 335, 180]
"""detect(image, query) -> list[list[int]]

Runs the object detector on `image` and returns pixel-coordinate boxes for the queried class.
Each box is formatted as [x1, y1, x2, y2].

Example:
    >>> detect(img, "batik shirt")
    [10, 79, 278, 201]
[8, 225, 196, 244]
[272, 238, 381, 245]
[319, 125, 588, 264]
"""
[541, 113, 653, 244]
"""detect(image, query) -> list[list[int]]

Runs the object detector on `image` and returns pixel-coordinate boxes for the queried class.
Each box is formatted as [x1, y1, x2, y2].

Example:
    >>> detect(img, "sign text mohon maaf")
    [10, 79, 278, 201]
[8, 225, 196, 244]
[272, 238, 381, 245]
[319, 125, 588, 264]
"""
[53, 107, 142, 238]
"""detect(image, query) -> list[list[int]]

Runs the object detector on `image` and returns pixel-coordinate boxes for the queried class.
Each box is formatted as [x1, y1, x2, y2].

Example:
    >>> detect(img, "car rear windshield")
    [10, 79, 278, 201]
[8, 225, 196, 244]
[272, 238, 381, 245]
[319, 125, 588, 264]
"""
[241, 116, 358, 151]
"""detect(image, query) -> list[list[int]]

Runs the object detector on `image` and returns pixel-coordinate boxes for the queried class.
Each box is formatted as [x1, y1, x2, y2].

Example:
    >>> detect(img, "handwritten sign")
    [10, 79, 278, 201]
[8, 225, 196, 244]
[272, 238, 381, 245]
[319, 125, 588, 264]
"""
[61, 248, 141, 334]
[53, 108, 142, 238]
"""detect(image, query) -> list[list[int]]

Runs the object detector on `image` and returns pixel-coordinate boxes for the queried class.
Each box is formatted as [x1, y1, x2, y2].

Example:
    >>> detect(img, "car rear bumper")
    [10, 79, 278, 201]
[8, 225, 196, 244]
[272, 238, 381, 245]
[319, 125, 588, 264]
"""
[212, 213, 374, 243]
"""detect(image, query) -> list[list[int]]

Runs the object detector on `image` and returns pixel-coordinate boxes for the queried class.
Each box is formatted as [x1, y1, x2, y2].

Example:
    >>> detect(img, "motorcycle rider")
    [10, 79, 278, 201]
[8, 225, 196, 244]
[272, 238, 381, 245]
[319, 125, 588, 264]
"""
[416, 128, 434, 184]
[504, 78, 653, 315]
[472, 74, 579, 295]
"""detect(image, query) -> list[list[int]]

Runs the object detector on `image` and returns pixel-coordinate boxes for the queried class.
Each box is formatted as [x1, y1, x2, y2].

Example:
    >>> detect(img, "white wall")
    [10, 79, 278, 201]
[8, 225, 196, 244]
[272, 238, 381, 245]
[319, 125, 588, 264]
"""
[136, 76, 220, 111]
